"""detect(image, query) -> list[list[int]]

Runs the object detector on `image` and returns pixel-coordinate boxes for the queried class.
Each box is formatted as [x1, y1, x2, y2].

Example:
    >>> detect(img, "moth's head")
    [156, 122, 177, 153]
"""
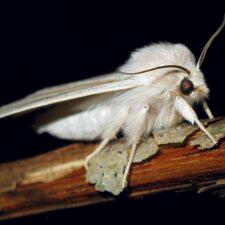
[179, 68, 209, 103]
[179, 15, 225, 102]
[120, 15, 224, 106]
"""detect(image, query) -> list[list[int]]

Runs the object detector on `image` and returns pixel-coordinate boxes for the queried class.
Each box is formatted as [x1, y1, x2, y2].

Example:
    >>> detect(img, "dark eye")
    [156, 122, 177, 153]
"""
[180, 78, 194, 95]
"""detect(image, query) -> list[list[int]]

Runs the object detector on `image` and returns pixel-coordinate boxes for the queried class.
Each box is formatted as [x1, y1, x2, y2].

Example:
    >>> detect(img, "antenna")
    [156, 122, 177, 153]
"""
[120, 65, 191, 76]
[197, 14, 225, 68]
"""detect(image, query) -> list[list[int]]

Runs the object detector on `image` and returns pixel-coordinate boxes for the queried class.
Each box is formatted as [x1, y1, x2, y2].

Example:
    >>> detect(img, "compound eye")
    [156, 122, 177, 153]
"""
[180, 78, 194, 95]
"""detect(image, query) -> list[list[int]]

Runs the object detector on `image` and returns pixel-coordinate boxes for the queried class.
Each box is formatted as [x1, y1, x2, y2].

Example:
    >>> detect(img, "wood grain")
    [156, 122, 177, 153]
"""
[1, 129, 225, 221]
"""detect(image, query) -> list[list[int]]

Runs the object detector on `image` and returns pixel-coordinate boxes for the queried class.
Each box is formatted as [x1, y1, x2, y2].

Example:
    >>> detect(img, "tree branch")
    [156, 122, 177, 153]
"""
[1, 118, 225, 221]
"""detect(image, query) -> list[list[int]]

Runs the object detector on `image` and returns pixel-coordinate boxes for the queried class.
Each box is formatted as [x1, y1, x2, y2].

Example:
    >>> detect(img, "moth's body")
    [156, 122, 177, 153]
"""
[0, 16, 224, 189]
[36, 43, 207, 144]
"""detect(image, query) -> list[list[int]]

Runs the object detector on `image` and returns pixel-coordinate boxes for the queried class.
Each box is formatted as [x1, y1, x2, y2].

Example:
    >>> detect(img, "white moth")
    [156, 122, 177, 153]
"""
[0, 16, 224, 188]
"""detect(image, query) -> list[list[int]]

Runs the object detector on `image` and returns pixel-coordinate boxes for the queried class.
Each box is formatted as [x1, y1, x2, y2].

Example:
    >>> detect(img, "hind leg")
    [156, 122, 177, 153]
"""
[84, 107, 130, 170]
[84, 138, 110, 170]
[122, 105, 149, 188]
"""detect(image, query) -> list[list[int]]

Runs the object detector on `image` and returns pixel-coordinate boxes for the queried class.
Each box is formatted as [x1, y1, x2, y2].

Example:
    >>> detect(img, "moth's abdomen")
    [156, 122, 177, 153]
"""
[37, 106, 112, 141]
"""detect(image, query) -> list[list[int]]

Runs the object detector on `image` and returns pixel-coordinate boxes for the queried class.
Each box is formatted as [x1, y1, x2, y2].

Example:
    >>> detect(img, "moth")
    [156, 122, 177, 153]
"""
[0, 16, 224, 188]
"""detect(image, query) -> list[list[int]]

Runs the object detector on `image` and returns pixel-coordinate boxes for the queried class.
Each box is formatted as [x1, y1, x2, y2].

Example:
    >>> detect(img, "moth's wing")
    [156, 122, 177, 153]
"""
[33, 92, 118, 129]
[0, 72, 139, 118]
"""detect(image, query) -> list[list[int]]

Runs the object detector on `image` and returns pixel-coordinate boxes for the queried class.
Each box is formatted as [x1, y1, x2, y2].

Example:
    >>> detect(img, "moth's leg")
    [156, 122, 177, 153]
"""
[202, 100, 214, 119]
[122, 143, 137, 188]
[174, 96, 217, 145]
[122, 105, 149, 188]
[84, 107, 130, 170]
[194, 119, 217, 145]
[84, 138, 110, 170]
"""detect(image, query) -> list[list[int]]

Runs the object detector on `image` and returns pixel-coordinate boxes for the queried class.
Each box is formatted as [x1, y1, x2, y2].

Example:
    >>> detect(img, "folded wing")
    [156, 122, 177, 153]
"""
[0, 73, 139, 118]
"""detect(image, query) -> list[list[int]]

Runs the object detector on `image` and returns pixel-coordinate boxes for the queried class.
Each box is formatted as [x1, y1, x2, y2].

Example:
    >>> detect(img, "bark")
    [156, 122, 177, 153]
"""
[0, 118, 225, 221]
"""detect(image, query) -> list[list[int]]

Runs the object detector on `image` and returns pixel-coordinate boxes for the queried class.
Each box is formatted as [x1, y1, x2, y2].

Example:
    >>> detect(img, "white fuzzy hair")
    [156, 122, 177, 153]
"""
[1, 16, 223, 187]
[120, 42, 196, 73]
[37, 42, 210, 145]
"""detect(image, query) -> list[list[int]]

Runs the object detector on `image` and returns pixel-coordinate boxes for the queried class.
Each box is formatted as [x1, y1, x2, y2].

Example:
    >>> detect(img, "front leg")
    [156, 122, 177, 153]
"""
[174, 96, 217, 145]
[202, 100, 214, 119]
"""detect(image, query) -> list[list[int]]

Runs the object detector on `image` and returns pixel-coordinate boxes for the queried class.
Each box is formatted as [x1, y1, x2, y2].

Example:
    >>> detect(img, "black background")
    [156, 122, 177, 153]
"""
[0, 2, 225, 225]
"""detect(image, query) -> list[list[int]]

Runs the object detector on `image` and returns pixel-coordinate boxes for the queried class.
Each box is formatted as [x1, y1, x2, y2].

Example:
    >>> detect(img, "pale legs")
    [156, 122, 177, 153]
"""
[84, 138, 110, 170]
[121, 105, 149, 188]
[175, 96, 217, 145]
[122, 143, 137, 188]
[84, 104, 149, 189]
[195, 118, 217, 145]
[85, 138, 138, 188]
[84, 107, 130, 170]
[202, 100, 214, 119]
